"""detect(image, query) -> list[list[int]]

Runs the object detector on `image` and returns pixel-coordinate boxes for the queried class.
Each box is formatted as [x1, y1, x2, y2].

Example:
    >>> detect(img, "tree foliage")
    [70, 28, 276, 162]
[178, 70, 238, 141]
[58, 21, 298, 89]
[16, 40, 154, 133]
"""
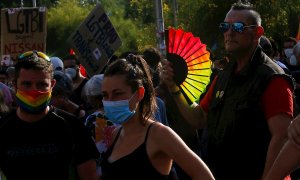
[46, 0, 92, 56]
[0, 0, 299, 58]
[46, 0, 144, 57]
[254, 0, 300, 48]
[171, 0, 300, 56]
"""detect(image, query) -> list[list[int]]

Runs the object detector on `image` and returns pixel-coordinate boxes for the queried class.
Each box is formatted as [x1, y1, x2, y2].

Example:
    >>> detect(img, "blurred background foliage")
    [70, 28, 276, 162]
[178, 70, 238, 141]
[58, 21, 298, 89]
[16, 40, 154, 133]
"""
[1, 0, 299, 59]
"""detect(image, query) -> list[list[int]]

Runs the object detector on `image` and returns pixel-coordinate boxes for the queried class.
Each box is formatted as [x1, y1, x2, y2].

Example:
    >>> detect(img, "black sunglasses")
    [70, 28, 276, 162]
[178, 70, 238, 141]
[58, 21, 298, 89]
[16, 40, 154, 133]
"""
[18, 50, 50, 62]
[219, 22, 257, 33]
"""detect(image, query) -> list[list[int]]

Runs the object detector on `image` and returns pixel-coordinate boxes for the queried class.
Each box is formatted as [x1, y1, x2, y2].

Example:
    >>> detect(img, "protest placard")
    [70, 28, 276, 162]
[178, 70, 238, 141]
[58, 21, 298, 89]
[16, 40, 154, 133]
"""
[1, 7, 47, 65]
[69, 3, 122, 77]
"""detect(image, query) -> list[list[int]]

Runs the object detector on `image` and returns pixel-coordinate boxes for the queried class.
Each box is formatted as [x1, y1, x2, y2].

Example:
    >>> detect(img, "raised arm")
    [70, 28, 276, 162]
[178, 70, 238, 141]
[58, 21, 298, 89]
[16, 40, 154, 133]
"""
[161, 60, 207, 128]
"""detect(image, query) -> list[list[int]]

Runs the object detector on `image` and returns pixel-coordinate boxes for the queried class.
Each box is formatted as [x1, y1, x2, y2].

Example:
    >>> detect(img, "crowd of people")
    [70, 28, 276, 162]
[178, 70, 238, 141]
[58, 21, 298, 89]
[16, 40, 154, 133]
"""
[0, 1, 300, 180]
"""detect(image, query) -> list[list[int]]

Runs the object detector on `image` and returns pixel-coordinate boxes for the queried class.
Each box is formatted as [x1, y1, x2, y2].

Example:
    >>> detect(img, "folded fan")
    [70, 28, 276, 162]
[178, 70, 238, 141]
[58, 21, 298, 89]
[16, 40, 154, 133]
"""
[165, 27, 212, 105]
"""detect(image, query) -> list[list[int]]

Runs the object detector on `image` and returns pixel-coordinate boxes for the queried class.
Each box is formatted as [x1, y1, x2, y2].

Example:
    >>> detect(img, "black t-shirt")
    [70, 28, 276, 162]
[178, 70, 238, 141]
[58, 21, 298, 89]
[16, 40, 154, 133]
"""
[0, 107, 99, 180]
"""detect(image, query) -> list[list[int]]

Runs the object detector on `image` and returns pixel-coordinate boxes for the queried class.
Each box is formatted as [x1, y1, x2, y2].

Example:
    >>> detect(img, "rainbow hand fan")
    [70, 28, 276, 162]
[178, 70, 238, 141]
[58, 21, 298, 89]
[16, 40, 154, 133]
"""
[165, 27, 212, 105]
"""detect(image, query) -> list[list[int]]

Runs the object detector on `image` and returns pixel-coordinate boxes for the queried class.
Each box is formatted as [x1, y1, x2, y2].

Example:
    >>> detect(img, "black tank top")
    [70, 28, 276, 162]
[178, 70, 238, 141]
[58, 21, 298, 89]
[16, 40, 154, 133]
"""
[100, 123, 169, 180]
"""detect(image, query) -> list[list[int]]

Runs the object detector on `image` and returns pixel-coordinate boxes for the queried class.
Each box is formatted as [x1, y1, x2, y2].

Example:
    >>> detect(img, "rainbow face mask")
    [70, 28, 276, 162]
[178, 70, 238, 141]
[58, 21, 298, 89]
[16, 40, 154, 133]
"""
[16, 89, 52, 114]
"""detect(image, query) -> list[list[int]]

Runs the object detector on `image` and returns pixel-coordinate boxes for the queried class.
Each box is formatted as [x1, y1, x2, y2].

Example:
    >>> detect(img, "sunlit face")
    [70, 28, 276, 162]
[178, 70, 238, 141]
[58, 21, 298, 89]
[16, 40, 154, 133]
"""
[16, 69, 55, 92]
[102, 75, 138, 110]
[223, 10, 257, 54]
[102, 75, 133, 101]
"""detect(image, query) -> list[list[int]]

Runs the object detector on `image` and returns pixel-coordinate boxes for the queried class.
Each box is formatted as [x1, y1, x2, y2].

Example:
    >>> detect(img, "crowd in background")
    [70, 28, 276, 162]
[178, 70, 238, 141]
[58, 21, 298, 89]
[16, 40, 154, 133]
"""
[1, 1, 300, 180]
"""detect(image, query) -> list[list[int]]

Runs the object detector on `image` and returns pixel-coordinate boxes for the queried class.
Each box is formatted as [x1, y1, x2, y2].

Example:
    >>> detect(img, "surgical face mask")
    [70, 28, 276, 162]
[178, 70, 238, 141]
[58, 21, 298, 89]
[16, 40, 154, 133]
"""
[284, 48, 293, 59]
[65, 68, 77, 79]
[16, 89, 52, 114]
[102, 94, 136, 125]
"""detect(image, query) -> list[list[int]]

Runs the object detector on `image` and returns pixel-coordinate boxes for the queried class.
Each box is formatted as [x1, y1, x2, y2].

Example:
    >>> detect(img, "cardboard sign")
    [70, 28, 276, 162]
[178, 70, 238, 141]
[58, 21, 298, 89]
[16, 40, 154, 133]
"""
[1, 7, 47, 65]
[69, 3, 122, 77]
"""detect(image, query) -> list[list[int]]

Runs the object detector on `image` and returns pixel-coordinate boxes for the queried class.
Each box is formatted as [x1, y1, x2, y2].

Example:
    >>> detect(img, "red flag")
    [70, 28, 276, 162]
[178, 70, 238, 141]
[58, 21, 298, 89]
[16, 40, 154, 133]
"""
[69, 48, 76, 55]
[80, 64, 87, 78]
[296, 21, 300, 42]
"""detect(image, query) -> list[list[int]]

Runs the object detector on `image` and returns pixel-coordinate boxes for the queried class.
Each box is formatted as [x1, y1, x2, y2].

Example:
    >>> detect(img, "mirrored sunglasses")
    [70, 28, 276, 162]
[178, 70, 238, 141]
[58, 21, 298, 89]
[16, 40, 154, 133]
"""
[219, 22, 257, 33]
[18, 50, 50, 62]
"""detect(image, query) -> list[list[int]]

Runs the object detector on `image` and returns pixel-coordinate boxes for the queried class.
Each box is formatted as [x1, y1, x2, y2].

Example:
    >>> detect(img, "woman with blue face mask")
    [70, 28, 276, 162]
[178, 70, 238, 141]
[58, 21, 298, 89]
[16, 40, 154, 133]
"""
[100, 54, 214, 180]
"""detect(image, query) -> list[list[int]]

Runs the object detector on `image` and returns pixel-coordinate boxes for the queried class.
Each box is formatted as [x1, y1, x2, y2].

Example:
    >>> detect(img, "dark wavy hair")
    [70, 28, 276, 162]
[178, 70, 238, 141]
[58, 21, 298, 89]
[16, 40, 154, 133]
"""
[104, 54, 157, 124]
[15, 52, 53, 80]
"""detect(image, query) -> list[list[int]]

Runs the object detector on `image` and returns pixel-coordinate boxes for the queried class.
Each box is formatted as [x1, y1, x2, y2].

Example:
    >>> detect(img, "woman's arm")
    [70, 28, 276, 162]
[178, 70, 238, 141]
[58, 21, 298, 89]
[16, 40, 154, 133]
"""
[154, 124, 215, 180]
[264, 140, 300, 180]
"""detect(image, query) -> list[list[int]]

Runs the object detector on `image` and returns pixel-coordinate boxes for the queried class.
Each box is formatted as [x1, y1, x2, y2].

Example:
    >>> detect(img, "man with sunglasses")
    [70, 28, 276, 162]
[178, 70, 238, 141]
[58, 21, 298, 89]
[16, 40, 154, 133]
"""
[0, 51, 99, 180]
[161, 2, 294, 180]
